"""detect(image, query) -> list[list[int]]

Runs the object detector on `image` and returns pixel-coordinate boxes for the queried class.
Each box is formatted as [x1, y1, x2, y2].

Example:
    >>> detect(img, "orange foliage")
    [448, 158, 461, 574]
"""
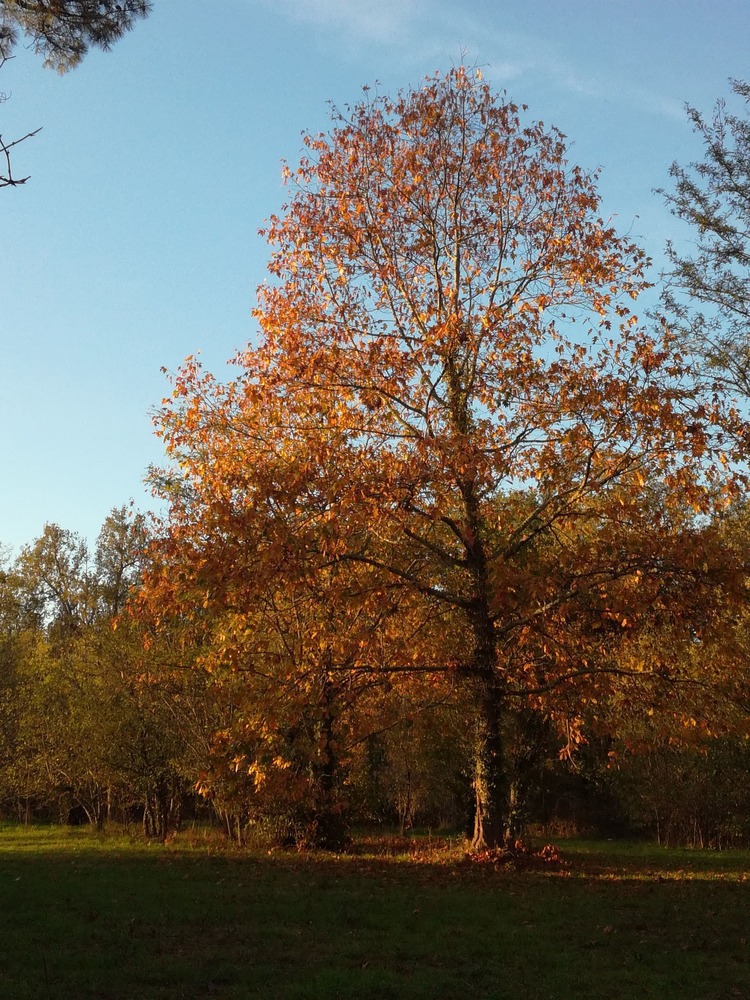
[143, 69, 747, 848]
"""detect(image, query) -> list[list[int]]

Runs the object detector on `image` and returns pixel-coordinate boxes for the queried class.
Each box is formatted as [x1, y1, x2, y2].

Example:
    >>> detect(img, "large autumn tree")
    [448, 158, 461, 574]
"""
[149, 68, 745, 849]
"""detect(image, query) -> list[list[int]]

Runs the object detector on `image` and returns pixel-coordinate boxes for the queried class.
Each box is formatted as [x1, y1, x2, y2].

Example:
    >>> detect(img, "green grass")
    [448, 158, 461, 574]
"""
[0, 824, 748, 999]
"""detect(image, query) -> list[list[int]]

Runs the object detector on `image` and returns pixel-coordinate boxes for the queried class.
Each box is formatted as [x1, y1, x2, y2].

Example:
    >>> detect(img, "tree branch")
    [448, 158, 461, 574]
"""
[0, 126, 42, 187]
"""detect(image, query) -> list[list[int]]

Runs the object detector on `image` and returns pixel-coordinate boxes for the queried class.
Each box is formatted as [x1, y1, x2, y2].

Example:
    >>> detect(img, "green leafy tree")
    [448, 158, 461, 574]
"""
[0, 0, 150, 70]
[0, 556, 37, 818]
[16, 523, 95, 639]
[95, 506, 148, 618]
[0, 511, 195, 834]
[660, 79, 750, 397]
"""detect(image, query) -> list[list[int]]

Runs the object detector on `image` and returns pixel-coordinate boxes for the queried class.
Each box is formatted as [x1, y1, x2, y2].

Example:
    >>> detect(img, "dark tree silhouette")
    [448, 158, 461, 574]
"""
[1, 1, 151, 71]
[660, 80, 750, 397]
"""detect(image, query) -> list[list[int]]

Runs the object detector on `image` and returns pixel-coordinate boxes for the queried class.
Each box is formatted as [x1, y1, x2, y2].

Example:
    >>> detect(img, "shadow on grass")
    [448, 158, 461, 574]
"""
[0, 825, 748, 999]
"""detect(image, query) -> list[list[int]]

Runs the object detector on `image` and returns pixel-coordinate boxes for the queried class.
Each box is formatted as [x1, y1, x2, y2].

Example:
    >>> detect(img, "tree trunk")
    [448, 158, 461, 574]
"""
[461, 476, 509, 852]
[505, 779, 523, 843]
[143, 798, 155, 838]
[505, 708, 552, 842]
[470, 672, 508, 851]
[309, 671, 347, 849]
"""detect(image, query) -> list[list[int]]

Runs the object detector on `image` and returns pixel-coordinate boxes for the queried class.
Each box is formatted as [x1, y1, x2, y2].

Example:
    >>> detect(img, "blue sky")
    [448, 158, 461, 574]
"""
[2, 0, 749, 553]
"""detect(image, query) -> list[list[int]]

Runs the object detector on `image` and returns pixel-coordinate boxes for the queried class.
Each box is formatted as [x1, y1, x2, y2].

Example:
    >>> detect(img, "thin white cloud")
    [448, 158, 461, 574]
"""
[263, 0, 686, 126]
[270, 0, 426, 44]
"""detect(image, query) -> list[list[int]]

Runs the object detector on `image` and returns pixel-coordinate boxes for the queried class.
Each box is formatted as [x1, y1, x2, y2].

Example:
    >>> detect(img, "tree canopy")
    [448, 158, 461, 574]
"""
[0, 0, 150, 71]
[144, 68, 748, 849]
[660, 79, 750, 397]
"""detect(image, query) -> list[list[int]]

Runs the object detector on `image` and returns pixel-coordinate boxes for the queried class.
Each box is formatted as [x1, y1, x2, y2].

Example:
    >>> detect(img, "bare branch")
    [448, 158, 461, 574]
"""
[0, 125, 42, 187]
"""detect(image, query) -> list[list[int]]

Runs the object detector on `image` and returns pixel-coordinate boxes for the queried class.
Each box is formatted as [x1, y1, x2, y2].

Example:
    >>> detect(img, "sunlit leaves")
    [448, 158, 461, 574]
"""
[145, 69, 748, 846]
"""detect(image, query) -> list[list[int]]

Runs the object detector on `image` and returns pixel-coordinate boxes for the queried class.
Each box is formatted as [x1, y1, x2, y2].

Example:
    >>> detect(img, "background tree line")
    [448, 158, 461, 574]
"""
[2, 503, 750, 849]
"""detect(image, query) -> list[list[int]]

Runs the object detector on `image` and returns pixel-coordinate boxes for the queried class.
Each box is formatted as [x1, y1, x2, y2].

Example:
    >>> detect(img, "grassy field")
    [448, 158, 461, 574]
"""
[0, 824, 748, 999]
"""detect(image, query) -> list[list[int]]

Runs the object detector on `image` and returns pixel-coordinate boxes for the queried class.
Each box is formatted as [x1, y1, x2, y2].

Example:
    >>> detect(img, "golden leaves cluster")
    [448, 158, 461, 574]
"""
[142, 69, 750, 791]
